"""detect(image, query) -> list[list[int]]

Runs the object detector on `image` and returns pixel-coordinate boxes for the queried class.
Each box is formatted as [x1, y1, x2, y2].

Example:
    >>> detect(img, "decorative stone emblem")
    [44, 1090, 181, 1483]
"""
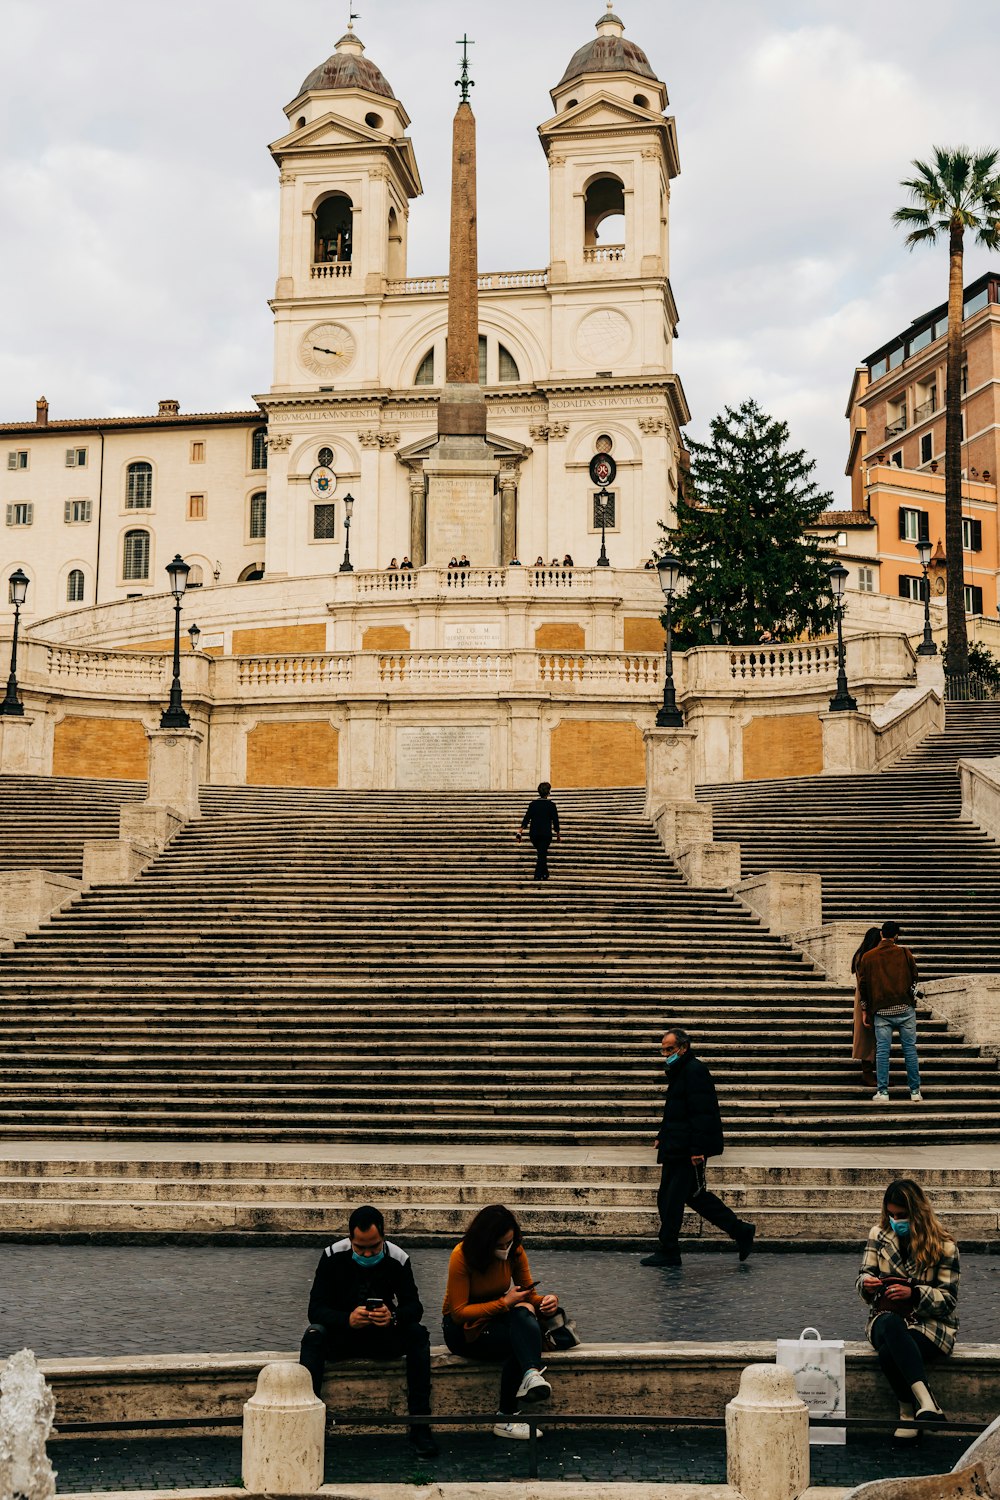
[268, 434, 292, 452]
[576, 309, 632, 365]
[639, 417, 666, 435]
[358, 430, 382, 448]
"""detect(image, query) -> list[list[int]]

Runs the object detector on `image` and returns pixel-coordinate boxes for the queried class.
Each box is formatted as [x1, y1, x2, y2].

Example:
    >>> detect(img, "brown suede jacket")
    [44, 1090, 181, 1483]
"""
[857, 938, 918, 1017]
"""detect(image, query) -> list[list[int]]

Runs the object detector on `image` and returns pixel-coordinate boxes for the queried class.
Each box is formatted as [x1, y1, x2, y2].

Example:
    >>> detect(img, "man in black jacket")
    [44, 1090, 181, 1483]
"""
[517, 781, 561, 881]
[641, 1028, 756, 1268]
[299, 1204, 438, 1458]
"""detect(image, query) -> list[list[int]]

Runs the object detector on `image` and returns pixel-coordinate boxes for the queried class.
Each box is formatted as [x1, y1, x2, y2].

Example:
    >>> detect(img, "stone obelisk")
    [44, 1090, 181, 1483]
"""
[423, 37, 500, 566]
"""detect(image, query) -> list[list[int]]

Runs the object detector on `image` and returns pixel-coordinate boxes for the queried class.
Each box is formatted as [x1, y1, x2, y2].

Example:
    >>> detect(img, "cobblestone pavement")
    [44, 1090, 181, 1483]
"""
[50, 1430, 973, 1492]
[3, 1245, 1000, 1357]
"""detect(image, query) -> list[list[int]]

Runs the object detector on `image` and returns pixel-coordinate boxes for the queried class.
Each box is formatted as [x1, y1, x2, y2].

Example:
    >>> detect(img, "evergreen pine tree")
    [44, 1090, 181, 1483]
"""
[659, 399, 837, 645]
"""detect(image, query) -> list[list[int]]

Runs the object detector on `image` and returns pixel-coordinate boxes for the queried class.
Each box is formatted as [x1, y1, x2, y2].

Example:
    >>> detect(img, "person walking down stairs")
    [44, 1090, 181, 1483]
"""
[641, 1028, 756, 1268]
[857, 1177, 958, 1445]
[516, 782, 561, 882]
[857, 921, 923, 1103]
[851, 927, 881, 1090]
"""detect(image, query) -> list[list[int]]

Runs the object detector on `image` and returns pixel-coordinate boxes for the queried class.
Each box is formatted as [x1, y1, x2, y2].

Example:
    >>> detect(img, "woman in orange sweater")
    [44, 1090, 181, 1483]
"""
[443, 1203, 560, 1440]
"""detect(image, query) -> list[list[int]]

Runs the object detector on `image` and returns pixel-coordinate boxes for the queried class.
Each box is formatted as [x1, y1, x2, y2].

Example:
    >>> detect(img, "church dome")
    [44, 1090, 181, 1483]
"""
[299, 31, 395, 99]
[558, 7, 657, 87]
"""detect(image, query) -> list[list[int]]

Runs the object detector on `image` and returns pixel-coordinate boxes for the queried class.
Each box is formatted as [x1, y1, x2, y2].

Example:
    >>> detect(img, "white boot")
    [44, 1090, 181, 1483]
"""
[911, 1380, 945, 1421]
[894, 1400, 917, 1439]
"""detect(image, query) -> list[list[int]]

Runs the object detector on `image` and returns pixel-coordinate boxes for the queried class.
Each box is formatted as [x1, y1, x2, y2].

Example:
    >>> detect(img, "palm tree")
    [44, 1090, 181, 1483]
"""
[893, 148, 1000, 680]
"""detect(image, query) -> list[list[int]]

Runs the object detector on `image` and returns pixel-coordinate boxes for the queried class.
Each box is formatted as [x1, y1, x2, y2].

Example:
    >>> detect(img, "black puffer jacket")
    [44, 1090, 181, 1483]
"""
[656, 1049, 725, 1163]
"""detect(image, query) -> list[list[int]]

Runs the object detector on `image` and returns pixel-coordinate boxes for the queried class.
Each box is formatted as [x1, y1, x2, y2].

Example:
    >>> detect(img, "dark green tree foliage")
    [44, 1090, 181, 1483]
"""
[658, 399, 837, 646]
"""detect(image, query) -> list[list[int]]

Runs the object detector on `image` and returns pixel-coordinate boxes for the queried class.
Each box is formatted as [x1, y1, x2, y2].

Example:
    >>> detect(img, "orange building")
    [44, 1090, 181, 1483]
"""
[846, 270, 1000, 616]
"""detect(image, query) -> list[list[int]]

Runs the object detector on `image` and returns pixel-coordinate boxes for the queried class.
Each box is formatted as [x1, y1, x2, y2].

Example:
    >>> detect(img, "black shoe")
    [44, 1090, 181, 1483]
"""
[408, 1425, 440, 1459]
[736, 1223, 756, 1262]
[640, 1248, 682, 1267]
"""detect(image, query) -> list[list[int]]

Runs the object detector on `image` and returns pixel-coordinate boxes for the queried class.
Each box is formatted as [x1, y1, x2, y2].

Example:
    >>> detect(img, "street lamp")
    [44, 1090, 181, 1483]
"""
[655, 552, 685, 727]
[827, 560, 858, 712]
[160, 554, 191, 729]
[710, 616, 722, 643]
[595, 488, 612, 568]
[187, 622, 201, 653]
[339, 493, 355, 573]
[915, 537, 937, 656]
[0, 568, 30, 717]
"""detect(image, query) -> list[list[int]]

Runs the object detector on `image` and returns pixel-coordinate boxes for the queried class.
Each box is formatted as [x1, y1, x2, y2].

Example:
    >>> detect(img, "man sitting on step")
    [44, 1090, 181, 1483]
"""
[299, 1204, 439, 1459]
[641, 1027, 756, 1269]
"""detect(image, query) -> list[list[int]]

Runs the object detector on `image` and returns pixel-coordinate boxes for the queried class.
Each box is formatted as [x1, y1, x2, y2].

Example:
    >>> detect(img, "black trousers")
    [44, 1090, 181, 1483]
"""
[299, 1320, 432, 1414]
[869, 1312, 942, 1404]
[657, 1157, 744, 1249]
[531, 835, 552, 880]
[442, 1307, 542, 1414]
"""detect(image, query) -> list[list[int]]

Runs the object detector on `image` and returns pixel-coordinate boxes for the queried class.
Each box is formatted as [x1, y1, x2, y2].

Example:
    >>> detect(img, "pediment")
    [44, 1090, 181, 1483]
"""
[397, 431, 531, 464]
[271, 110, 388, 154]
[539, 91, 661, 136]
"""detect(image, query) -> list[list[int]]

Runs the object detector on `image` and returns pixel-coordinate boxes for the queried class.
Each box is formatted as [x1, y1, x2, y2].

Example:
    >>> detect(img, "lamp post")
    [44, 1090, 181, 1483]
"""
[187, 622, 201, 653]
[595, 488, 612, 568]
[339, 494, 355, 573]
[710, 616, 722, 643]
[827, 560, 857, 712]
[0, 568, 29, 717]
[915, 537, 937, 656]
[655, 552, 685, 727]
[160, 554, 191, 729]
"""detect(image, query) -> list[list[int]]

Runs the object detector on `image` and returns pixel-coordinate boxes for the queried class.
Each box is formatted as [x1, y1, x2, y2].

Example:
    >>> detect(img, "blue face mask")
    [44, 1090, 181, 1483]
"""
[663, 1052, 680, 1069]
[352, 1248, 385, 1267]
[889, 1216, 910, 1237]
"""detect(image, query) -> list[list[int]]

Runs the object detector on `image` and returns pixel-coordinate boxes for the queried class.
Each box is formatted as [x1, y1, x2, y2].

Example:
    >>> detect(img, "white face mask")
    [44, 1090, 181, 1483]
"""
[495, 1244, 512, 1261]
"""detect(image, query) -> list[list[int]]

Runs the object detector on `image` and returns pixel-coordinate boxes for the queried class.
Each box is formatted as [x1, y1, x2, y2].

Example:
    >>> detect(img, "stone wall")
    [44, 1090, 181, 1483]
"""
[51, 715, 149, 781]
[245, 721, 340, 788]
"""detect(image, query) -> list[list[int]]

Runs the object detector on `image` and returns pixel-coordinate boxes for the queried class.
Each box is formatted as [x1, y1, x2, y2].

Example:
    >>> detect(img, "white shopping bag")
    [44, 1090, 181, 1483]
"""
[775, 1326, 846, 1445]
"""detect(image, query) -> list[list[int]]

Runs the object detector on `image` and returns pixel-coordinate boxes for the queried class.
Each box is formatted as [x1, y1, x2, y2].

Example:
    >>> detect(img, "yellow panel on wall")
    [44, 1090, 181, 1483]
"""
[742, 714, 823, 781]
[246, 721, 339, 788]
[534, 623, 586, 650]
[362, 625, 411, 650]
[624, 617, 665, 652]
[232, 624, 327, 656]
[119, 638, 174, 653]
[550, 719, 645, 788]
[52, 716, 149, 781]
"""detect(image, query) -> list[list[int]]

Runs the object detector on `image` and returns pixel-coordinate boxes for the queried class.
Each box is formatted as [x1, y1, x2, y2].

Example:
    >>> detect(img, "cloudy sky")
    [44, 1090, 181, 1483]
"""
[2, 0, 998, 502]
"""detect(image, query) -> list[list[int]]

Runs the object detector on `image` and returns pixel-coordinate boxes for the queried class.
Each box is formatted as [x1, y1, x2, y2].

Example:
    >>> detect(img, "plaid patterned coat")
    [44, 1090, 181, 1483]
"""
[856, 1225, 960, 1356]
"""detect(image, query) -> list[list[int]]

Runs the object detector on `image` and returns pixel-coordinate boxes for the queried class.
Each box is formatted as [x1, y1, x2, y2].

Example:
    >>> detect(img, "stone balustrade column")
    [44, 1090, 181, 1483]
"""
[499, 470, 518, 565]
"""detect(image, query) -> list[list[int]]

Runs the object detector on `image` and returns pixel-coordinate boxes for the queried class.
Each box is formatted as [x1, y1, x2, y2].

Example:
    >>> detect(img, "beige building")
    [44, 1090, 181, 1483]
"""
[1, 9, 688, 626]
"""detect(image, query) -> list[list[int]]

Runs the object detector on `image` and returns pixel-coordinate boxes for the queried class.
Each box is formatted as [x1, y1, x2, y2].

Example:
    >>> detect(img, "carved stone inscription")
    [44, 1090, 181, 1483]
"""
[396, 725, 491, 789]
[425, 471, 497, 566]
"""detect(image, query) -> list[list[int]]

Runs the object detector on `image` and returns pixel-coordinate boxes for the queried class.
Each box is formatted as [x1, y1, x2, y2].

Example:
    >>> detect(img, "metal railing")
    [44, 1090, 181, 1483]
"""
[884, 413, 908, 438]
[945, 671, 1000, 701]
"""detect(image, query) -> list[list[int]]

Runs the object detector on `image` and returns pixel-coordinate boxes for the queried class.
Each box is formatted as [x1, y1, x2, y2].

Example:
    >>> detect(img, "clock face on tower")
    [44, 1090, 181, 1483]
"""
[299, 323, 357, 378]
[575, 309, 632, 366]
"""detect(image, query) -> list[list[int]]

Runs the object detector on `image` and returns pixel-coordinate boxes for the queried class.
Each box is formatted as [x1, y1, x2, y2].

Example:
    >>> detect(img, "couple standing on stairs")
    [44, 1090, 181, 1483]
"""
[852, 921, 924, 1103]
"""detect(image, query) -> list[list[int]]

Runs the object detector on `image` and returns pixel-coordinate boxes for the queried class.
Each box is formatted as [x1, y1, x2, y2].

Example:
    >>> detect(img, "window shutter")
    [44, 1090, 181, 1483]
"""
[6, 453, 16, 470]
[974, 585, 984, 614]
[5, 504, 11, 524]
[898, 578, 909, 599]
[25, 503, 33, 524]
[66, 448, 76, 466]
[973, 519, 983, 552]
[64, 501, 71, 522]
[898, 507, 907, 540]
[919, 511, 930, 541]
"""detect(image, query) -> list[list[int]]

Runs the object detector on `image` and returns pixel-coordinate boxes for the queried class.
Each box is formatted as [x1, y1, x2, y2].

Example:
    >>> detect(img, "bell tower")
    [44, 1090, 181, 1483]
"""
[268, 26, 422, 393]
[539, 5, 680, 378]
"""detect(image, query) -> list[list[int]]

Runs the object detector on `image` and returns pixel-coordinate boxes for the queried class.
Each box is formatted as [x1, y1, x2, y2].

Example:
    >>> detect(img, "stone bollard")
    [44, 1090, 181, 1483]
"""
[726, 1363, 809, 1500]
[242, 1360, 326, 1495]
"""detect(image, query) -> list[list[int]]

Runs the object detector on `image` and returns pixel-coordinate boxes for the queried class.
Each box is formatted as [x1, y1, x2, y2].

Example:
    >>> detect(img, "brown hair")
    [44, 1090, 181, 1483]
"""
[881, 1178, 953, 1270]
[851, 927, 882, 974]
[460, 1203, 522, 1272]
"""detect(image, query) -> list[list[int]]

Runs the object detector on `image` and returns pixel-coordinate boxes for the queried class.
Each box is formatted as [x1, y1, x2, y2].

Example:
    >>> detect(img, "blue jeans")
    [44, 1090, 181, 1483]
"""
[874, 1005, 920, 1093]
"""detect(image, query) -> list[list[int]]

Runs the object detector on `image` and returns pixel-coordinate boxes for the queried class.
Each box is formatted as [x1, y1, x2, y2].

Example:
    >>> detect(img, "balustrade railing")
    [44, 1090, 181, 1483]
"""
[729, 644, 839, 680]
[538, 652, 661, 685]
[385, 269, 548, 295]
[355, 571, 416, 594]
[44, 644, 171, 684]
[378, 652, 511, 684]
[235, 654, 353, 689]
[583, 245, 625, 263]
[444, 567, 506, 590]
[529, 566, 578, 588]
[310, 263, 352, 279]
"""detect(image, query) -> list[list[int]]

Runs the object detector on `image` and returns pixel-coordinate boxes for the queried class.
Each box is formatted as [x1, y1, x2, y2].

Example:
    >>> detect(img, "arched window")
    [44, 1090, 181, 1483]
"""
[187, 564, 204, 588]
[584, 176, 626, 256]
[414, 349, 435, 386]
[122, 529, 150, 581]
[67, 568, 85, 603]
[478, 335, 488, 385]
[239, 563, 265, 582]
[499, 343, 520, 382]
[249, 491, 267, 540]
[251, 427, 268, 470]
[387, 206, 404, 280]
[315, 193, 353, 264]
[125, 461, 153, 509]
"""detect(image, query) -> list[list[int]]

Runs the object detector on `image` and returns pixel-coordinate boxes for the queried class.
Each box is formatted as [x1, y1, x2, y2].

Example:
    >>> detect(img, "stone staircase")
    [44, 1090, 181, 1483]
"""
[0, 777, 998, 1156]
[700, 700, 1000, 977]
[0, 774, 145, 879]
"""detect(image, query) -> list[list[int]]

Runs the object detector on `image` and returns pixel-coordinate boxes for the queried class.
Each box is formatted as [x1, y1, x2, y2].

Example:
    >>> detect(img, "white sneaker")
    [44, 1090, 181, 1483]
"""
[515, 1366, 552, 1404]
[910, 1091, 923, 1102]
[493, 1417, 544, 1441]
[872, 1091, 890, 1104]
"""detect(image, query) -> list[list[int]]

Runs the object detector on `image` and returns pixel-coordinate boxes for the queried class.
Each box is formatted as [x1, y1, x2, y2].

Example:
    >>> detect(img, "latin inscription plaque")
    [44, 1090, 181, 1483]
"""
[395, 725, 491, 789]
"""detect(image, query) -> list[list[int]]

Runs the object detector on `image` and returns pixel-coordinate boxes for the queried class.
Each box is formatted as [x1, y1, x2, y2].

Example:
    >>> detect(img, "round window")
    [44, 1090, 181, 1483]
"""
[595, 434, 614, 453]
[318, 447, 334, 467]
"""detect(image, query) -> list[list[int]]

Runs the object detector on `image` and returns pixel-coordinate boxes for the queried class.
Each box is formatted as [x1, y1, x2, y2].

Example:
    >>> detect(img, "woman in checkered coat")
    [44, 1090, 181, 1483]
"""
[857, 1177, 959, 1444]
